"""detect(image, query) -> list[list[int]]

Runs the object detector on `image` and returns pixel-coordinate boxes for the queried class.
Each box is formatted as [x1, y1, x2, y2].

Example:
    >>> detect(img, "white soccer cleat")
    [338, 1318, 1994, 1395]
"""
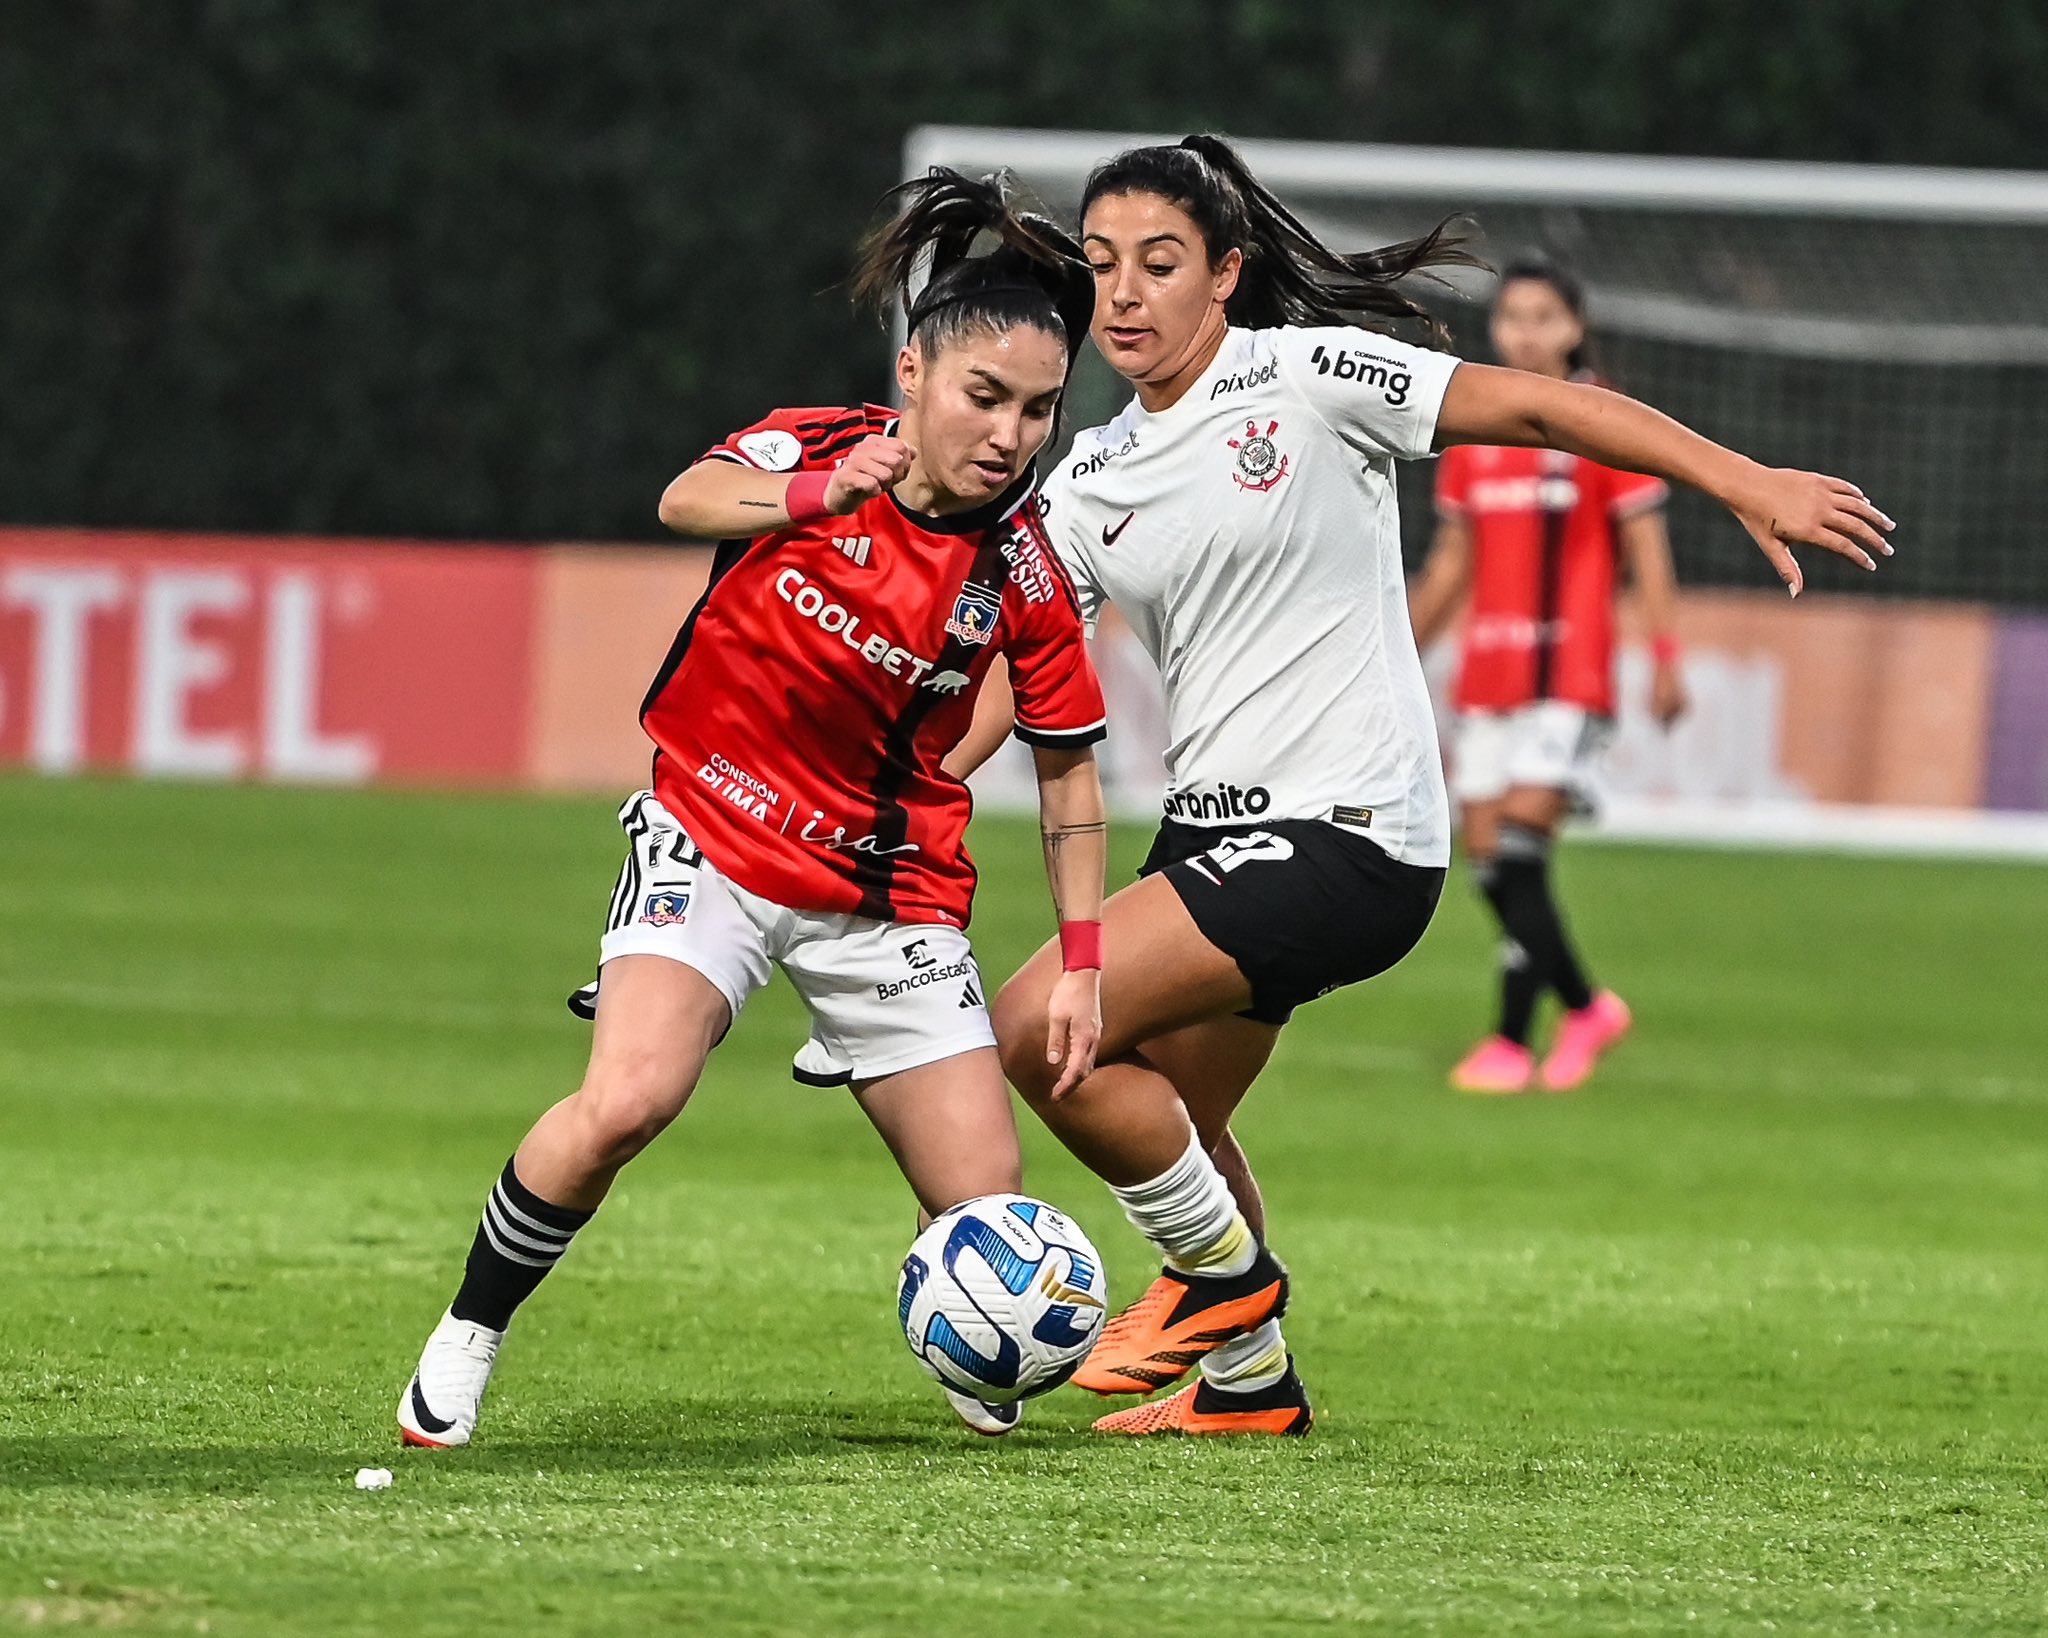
[398, 1310, 504, 1449]
[943, 1385, 1021, 1437]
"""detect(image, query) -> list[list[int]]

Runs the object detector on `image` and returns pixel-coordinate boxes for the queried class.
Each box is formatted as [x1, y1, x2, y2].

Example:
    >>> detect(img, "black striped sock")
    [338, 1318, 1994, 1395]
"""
[448, 1160, 593, 1330]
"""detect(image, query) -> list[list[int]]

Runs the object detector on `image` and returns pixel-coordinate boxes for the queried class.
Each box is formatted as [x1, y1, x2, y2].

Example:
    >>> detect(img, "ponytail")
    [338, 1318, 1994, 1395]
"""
[1081, 134, 1483, 342]
[851, 167, 1093, 370]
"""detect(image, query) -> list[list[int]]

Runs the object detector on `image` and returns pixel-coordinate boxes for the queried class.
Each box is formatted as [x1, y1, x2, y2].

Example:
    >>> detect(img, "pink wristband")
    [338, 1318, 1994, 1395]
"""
[783, 472, 832, 524]
[1059, 920, 1104, 972]
[1650, 633, 1682, 666]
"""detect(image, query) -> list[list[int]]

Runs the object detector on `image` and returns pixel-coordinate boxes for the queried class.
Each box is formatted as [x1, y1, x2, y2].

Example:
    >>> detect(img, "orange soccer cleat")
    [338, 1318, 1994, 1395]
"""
[1070, 1247, 1289, 1397]
[1091, 1358, 1313, 1437]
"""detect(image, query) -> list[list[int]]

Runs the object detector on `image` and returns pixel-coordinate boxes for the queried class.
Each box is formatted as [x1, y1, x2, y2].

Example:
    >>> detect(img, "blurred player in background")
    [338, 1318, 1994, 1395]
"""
[1410, 258, 1688, 1094]
[398, 170, 1111, 1448]
[964, 136, 1891, 1436]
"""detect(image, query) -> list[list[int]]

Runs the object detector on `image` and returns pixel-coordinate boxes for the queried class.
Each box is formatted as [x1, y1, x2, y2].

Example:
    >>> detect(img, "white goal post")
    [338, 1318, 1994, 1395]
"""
[906, 128, 2048, 364]
[907, 127, 2048, 221]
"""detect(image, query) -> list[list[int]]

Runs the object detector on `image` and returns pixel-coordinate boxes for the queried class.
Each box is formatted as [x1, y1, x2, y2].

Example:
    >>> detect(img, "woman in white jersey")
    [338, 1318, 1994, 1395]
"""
[977, 136, 1891, 1437]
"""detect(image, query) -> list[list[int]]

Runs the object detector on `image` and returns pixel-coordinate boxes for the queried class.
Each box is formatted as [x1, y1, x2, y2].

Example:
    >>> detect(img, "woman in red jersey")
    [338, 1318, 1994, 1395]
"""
[1410, 257, 1686, 1094]
[396, 171, 1112, 1447]
[961, 137, 1889, 1437]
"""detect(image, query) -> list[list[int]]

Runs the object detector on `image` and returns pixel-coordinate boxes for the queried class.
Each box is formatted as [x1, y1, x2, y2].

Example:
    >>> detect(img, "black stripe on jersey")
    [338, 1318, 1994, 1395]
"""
[1012, 498, 1087, 623]
[640, 534, 771, 798]
[807, 425, 875, 464]
[794, 409, 867, 450]
[640, 536, 760, 724]
[1532, 490, 1570, 702]
[849, 535, 1019, 922]
[806, 406, 893, 465]
[1013, 718, 1108, 750]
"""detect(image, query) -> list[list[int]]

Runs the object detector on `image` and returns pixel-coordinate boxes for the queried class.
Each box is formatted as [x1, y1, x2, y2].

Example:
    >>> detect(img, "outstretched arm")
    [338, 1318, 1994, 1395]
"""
[1033, 746, 1107, 1099]
[1409, 514, 1474, 650]
[1435, 365, 1894, 597]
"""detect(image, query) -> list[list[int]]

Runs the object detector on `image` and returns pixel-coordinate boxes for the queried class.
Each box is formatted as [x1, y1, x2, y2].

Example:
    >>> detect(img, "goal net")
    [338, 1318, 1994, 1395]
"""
[907, 128, 2048, 852]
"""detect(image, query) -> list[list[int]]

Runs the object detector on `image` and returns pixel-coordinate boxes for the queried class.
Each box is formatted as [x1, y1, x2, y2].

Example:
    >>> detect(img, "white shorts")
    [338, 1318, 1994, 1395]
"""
[1452, 702, 1614, 809]
[573, 792, 996, 1087]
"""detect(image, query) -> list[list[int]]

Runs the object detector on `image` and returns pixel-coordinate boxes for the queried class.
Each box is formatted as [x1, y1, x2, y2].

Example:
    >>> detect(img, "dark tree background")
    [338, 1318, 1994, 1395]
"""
[5, 0, 2044, 541]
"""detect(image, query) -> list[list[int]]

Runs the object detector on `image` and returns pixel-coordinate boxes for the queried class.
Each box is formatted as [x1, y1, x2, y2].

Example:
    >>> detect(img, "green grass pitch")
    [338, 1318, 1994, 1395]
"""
[2, 774, 2044, 1635]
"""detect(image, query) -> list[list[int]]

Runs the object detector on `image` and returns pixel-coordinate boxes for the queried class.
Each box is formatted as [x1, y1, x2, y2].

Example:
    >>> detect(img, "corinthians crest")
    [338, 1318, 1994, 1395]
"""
[1227, 418, 1290, 492]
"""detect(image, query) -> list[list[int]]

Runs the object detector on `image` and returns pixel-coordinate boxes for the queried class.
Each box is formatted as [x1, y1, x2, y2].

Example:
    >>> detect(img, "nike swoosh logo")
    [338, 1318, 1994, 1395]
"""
[1102, 511, 1135, 546]
[409, 1379, 455, 1435]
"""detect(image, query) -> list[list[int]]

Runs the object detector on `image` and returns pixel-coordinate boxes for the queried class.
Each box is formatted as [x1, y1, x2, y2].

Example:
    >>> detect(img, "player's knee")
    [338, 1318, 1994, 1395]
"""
[573, 1051, 693, 1164]
[993, 982, 1056, 1104]
[999, 1037, 1057, 1108]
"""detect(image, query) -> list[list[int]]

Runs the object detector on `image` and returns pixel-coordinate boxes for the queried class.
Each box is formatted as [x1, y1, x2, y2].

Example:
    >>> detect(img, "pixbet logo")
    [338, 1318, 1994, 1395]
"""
[1069, 430, 1139, 479]
[1209, 359, 1279, 398]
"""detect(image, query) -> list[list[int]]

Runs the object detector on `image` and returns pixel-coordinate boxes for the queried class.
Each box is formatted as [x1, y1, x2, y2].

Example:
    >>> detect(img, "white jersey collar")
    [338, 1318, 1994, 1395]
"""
[1125, 327, 1252, 425]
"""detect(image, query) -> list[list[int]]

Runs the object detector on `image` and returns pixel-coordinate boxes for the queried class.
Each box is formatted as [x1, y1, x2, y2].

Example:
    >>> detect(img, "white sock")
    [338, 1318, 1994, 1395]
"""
[1202, 1320, 1288, 1392]
[1109, 1132, 1258, 1279]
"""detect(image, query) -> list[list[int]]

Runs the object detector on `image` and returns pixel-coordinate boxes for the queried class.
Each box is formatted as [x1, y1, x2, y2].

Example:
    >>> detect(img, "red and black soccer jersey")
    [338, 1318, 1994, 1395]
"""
[640, 404, 1107, 928]
[1435, 443, 1667, 717]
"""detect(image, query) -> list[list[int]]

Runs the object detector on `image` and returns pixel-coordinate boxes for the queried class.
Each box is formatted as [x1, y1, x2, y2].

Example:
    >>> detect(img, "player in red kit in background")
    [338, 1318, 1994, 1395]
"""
[396, 170, 1110, 1446]
[1411, 258, 1689, 1094]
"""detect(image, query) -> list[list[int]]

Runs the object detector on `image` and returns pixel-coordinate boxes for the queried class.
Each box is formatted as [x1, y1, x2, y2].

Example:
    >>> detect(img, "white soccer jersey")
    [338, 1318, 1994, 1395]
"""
[1040, 325, 1462, 866]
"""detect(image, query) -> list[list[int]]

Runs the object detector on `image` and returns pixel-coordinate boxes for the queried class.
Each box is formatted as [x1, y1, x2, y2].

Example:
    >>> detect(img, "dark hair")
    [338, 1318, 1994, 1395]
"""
[1078, 134, 1481, 341]
[1494, 254, 1595, 377]
[852, 167, 1093, 372]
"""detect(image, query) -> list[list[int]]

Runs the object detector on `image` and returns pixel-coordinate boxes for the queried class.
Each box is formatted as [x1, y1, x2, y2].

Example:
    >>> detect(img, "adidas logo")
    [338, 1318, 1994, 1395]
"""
[959, 978, 985, 1010]
[832, 535, 872, 566]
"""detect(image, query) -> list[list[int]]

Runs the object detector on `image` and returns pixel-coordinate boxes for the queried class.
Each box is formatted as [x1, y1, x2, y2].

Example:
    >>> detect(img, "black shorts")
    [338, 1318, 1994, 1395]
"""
[1139, 818, 1446, 1025]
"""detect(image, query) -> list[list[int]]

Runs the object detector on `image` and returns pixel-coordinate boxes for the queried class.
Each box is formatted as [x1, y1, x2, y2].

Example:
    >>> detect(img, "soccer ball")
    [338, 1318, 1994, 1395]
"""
[897, 1194, 1108, 1405]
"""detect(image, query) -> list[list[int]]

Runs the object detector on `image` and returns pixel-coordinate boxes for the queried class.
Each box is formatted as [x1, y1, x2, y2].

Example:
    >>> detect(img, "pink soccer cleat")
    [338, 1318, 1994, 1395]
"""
[1539, 991, 1633, 1091]
[1449, 1036, 1535, 1095]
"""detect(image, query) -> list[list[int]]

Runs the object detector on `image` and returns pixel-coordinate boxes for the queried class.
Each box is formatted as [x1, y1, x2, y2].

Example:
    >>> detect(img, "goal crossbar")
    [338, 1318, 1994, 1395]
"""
[906, 126, 2048, 225]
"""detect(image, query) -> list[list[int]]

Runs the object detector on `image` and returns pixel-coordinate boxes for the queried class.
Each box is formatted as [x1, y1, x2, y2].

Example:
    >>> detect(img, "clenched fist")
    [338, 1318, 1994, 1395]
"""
[823, 435, 917, 515]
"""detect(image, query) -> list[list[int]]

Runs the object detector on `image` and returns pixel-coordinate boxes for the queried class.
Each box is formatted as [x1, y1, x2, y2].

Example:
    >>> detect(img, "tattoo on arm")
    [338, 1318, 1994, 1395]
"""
[1041, 821, 1107, 923]
[738, 499, 779, 509]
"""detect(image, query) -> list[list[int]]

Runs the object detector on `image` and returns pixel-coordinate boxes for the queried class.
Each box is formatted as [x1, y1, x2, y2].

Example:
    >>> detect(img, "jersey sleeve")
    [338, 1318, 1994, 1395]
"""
[698, 406, 876, 474]
[1434, 443, 1473, 517]
[1604, 461, 1670, 519]
[1034, 471, 1109, 638]
[999, 504, 1109, 751]
[1274, 326, 1462, 462]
